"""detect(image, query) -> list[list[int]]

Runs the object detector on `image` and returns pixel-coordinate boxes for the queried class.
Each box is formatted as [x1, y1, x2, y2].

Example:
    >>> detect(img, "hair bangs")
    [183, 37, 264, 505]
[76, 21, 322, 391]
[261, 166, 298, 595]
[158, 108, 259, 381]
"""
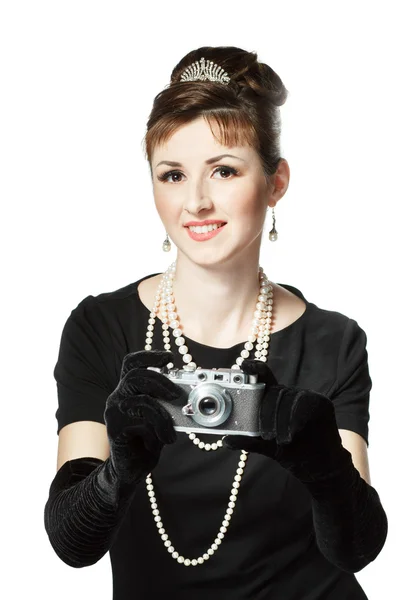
[144, 109, 258, 165]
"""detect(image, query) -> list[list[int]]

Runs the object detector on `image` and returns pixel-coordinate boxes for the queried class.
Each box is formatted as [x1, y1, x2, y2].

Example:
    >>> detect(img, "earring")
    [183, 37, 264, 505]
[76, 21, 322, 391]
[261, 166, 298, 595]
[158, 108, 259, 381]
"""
[269, 207, 278, 242]
[162, 231, 171, 252]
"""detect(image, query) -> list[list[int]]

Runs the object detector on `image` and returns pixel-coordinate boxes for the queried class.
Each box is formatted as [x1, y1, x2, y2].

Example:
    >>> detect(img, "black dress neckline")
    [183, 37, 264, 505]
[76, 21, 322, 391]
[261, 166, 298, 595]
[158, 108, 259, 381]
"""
[134, 272, 311, 352]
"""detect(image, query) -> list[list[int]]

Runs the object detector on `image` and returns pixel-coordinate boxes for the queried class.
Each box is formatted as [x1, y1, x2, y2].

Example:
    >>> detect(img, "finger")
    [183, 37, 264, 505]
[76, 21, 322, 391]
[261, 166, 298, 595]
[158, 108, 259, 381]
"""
[240, 359, 278, 386]
[147, 402, 177, 445]
[259, 385, 286, 441]
[126, 398, 177, 445]
[120, 367, 182, 403]
[119, 423, 163, 465]
[121, 350, 174, 379]
[273, 387, 310, 444]
[290, 389, 332, 434]
[123, 422, 164, 455]
[104, 400, 128, 441]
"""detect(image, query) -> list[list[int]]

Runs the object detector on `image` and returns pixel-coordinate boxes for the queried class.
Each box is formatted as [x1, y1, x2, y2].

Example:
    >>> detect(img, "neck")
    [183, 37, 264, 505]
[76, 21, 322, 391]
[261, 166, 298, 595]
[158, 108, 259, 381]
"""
[169, 253, 264, 347]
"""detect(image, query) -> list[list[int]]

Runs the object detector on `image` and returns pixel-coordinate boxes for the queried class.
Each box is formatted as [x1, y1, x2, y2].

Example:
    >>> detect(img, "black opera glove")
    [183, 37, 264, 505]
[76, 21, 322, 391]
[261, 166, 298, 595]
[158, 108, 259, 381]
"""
[104, 349, 181, 488]
[223, 359, 388, 573]
[44, 350, 181, 568]
[223, 358, 347, 481]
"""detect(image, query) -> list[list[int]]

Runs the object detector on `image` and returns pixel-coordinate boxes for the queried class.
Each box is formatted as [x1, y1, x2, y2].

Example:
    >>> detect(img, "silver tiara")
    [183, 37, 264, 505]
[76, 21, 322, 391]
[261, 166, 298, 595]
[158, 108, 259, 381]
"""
[180, 56, 230, 85]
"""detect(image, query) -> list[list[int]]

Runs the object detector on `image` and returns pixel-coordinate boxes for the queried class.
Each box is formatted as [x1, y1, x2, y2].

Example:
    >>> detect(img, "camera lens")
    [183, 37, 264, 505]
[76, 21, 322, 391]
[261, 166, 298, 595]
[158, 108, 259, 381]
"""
[187, 383, 232, 427]
[199, 397, 217, 416]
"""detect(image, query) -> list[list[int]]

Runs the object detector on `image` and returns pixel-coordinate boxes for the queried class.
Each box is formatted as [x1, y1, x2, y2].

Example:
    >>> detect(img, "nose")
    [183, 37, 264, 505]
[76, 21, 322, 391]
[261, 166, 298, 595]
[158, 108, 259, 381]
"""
[183, 177, 213, 216]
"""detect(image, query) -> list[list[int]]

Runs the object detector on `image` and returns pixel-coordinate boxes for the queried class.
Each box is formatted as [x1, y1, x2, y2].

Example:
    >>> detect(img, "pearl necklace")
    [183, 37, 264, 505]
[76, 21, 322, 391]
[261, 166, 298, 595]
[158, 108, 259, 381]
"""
[144, 261, 274, 566]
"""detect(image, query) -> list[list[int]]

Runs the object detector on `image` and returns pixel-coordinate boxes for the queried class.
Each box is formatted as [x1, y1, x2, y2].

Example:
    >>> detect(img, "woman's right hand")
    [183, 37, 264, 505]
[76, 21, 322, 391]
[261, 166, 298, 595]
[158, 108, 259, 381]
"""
[104, 350, 181, 486]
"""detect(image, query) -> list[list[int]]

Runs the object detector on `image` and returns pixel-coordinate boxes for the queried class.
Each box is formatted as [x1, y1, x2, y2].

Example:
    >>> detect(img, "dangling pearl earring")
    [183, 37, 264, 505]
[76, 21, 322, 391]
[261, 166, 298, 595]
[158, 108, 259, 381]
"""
[162, 231, 171, 252]
[269, 207, 278, 242]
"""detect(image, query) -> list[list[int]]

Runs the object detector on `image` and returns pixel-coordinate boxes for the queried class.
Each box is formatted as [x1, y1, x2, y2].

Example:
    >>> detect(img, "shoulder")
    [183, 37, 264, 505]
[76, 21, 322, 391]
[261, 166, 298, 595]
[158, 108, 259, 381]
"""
[71, 273, 161, 316]
[276, 282, 354, 334]
[276, 283, 369, 362]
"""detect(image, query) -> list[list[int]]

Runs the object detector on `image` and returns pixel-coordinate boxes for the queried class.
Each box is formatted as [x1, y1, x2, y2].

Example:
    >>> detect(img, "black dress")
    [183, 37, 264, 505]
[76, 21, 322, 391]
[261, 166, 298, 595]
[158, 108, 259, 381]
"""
[53, 272, 372, 599]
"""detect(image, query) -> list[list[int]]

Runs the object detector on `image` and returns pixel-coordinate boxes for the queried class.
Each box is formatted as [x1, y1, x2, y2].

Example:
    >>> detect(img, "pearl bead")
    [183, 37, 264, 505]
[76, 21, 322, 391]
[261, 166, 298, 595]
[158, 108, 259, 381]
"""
[144, 261, 273, 567]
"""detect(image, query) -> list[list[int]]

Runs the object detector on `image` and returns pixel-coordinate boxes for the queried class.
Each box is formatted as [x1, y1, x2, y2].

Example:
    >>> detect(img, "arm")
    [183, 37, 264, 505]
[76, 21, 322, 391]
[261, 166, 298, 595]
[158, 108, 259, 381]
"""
[224, 362, 388, 573]
[44, 453, 133, 568]
[44, 350, 180, 567]
[338, 429, 371, 485]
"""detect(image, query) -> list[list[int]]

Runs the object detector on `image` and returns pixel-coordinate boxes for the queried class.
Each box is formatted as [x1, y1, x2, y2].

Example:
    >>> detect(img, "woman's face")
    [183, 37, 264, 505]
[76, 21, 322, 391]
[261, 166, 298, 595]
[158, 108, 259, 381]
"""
[151, 116, 283, 265]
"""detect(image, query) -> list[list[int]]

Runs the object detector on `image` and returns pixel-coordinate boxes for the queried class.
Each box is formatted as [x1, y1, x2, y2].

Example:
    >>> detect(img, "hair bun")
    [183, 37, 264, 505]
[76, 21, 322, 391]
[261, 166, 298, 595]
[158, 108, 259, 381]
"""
[229, 60, 288, 107]
[146, 45, 288, 180]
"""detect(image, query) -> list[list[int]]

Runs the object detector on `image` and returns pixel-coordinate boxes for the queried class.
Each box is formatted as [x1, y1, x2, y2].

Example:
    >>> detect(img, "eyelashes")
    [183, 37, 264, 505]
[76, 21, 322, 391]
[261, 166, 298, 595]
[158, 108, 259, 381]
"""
[157, 165, 239, 183]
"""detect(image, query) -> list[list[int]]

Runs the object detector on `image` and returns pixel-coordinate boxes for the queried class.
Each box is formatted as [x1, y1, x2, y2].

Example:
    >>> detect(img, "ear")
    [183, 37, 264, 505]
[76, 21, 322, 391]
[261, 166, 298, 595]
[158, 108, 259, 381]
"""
[267, 158, 290, 207]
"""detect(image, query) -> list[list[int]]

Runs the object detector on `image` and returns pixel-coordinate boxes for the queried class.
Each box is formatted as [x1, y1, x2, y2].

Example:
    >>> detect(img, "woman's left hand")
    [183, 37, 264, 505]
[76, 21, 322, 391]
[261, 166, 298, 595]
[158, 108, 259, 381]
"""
[224, 359, 346, 482]
[225, 361, 389, 574]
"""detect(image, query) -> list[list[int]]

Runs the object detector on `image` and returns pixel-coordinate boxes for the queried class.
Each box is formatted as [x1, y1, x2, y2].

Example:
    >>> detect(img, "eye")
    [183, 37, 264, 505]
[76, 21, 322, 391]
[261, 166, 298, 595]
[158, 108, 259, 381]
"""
[157, 170, 184, 183]
[213, 166, 239, 179]
[157, 165, 239, 183]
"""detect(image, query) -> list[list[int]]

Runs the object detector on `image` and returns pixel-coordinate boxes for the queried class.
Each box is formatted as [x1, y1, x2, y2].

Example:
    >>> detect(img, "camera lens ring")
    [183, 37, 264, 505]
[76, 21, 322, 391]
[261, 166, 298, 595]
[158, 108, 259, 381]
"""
[187, 383, 232, 427]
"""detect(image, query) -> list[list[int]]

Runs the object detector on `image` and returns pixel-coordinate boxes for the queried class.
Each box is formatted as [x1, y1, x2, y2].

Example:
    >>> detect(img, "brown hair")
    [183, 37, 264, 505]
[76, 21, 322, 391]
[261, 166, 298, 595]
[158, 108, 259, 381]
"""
[143, 46, 289, 181]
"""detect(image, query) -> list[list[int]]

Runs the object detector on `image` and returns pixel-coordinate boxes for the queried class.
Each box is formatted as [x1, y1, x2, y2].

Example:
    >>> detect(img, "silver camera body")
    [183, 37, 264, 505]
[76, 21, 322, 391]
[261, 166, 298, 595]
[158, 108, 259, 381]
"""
[148, 365, 266, 436]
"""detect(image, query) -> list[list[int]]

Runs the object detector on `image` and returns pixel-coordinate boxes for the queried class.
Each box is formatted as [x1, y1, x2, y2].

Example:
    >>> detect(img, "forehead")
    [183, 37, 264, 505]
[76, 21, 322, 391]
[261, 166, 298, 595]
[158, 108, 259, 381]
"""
[152, 116, 256, 164]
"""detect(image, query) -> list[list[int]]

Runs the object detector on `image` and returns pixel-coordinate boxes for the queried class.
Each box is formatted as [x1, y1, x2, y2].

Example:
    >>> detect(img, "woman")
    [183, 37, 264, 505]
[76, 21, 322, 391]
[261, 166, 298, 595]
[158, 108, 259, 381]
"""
[44, 46, 388, 599]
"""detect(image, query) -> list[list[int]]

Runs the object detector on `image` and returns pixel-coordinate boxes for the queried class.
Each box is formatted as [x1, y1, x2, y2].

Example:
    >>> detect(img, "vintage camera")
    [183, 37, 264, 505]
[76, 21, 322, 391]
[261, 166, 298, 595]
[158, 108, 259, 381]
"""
[148, 365, 266, 436]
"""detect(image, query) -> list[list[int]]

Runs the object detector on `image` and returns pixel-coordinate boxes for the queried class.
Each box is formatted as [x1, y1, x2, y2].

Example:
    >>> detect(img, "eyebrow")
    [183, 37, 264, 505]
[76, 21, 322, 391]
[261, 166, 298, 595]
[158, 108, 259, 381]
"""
[155, 154, 246, 168]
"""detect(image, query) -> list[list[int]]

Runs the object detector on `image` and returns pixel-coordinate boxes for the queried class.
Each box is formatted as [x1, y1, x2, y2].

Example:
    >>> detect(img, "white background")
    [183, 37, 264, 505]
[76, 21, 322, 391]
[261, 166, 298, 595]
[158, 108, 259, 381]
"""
[1, 1, 397, 598]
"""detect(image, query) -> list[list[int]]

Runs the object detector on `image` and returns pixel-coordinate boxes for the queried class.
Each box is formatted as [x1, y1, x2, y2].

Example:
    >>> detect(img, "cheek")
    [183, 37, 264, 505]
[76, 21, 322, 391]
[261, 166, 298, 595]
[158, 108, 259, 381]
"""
[229, 188, 267, 237]
[230, 187, 265, 219]
[153, 190, 179, 220]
